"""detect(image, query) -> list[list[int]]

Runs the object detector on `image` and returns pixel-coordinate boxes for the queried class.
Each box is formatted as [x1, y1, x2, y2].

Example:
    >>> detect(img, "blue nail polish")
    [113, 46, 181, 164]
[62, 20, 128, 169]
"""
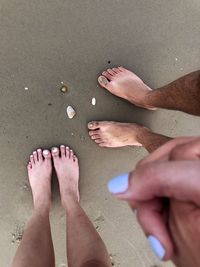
[108, 173, 129, 194]
[148, 235, 165, 260]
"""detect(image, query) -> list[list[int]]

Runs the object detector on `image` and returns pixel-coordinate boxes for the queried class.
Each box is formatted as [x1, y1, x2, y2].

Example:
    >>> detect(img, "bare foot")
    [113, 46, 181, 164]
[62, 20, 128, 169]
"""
[27, 149, 52, 211]
[88, 121, 149, 148]
[51, 146, 79, 208]
[98, 66, 156, 110]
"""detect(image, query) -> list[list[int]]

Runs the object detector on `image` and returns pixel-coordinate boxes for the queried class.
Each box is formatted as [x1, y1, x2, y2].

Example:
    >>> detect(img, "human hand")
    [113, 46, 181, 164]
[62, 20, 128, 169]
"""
[108, 137, 200, 266]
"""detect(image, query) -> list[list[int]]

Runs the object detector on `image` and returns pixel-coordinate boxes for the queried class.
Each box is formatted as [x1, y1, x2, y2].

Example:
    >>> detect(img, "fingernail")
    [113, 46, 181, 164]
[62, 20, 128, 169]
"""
[148, 235, 165, 260]
[108, 173, 129, 194]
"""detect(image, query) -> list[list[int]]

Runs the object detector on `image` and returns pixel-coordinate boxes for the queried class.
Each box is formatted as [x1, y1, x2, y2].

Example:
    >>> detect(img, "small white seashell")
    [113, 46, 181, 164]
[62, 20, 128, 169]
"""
[24, 87, 28, 90]
[66, 106, 76, 119]
[92, 97, 96, 106]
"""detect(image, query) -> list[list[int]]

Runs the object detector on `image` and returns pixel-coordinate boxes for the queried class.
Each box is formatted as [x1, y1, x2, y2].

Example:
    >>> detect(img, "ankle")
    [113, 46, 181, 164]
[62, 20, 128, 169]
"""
[61, 191, 79, 210]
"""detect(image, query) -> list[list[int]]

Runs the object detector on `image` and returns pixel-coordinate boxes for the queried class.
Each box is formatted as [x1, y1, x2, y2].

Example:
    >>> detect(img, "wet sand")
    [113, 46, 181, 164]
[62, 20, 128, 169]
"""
[0, 1, 199, 266]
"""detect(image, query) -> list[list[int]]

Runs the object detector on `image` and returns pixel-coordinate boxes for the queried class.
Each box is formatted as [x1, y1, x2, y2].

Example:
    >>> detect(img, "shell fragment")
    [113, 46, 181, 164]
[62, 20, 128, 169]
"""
[92, 97, 96, 106]
[66, 106, 76, 119]
[60, 85, 68, 93]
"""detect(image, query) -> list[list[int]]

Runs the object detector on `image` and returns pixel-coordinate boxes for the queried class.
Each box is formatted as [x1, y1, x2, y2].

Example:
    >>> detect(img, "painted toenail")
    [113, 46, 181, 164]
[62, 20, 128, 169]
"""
[61, 145, 65, 147]
[108, 173, 129, 194]
[98, 76, 108, 85]
[43, 150, 49, 155]
[148, 236, 166, 260]
[37, 149, 42, 152]
[52, 147, 58, 153]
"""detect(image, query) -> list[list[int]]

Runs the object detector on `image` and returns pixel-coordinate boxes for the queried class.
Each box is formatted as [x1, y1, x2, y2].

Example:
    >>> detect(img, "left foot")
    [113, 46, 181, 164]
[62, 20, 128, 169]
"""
[27, 149, 52, 211]
[88, 121, 149, 147]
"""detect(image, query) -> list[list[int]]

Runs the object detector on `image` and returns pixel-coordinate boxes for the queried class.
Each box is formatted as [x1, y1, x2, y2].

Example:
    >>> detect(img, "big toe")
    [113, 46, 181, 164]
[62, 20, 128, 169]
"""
[88, 121, 100, 130]
[98, 76, 110, 89]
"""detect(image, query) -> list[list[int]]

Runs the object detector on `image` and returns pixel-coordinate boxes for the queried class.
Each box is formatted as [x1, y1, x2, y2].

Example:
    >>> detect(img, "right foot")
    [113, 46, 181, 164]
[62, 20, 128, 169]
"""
[27, 149, 52, 212]
[88, 121, 149, 148]
[51, 146, 80, 207]
[98, 66, 156, 110]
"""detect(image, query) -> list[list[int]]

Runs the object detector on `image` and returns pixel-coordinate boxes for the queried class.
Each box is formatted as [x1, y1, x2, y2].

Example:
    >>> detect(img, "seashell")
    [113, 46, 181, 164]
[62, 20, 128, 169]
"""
[66, 106, 76, 119]
[92, 97, 96, 106]
[60, 85, 68, 93]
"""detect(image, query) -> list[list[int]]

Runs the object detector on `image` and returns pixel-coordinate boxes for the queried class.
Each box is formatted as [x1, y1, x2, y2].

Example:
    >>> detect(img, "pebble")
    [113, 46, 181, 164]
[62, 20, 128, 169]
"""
[92, 97, 96, 106]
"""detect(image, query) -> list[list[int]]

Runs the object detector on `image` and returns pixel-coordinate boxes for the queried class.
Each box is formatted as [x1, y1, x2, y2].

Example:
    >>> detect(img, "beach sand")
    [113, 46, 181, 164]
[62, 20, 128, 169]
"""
[0, 1, 199, 266]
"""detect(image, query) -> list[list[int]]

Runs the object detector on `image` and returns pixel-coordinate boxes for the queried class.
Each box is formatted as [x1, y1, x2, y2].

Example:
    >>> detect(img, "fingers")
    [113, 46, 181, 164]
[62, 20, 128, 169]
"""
[138, 137, 199, 166]
[134, 200, 173, 260]
[170, 139, 200, 160]
[109, 161, 200, 205]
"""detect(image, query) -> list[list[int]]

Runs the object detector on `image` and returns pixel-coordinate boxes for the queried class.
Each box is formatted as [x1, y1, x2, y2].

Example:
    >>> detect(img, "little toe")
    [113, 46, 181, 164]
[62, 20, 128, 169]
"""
[88, 121, 100, 130]
[37, 149, 43, 161]
[33, 151, 38, 162]
[98, 76, 110, 88]
[91, 134, 100, 140]
[73, 155, 78, 162]
[30, 155, 35, 165]
[27, 162, 32, 170]
[43, 149, 51, 160]
[102, 71, 113, 81]
[94, 139, 103, 144]
[118, 66, 126, 72]
[112, 68, 121, 74]
[107, 68, 115, 76]
[66, 146, 70, 158]
[60, 145, 66, 157]
[99, 143, 107, 147]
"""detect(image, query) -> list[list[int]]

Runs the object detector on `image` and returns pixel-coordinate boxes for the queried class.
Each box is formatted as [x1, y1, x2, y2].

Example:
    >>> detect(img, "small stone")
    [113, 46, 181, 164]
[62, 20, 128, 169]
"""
[175, 57, 178, 61]
[24, 87, 28, 90]
[92, 97, 96, 106]
[60, 85, 68, 93]
[66, 106, 76, 119]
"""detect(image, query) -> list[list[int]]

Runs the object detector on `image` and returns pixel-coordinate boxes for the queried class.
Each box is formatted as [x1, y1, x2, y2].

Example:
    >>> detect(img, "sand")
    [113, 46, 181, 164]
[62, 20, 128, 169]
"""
[0, 0, 200, 266]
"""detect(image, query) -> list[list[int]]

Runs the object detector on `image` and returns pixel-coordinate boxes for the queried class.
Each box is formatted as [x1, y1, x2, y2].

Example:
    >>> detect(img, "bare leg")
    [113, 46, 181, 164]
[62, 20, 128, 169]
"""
[98, 67, 200, 116]
[88, 121, 171, 153]
[11, 149, 55, 267]
[52, 146, 112, 267]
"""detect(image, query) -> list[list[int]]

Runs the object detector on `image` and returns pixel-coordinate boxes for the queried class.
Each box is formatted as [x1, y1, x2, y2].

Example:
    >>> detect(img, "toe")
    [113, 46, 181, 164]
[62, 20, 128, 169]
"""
[51, 147, 59, 158]
[33, 151, 38, 162]
[118, 66, 126, 72]
[73, 155, 78, 162]
[66, 146, 70, 158]
[102, 71, 113, 81]
[30, 154, 34, 165]
[60, 145, 66, 157]
[99, 143, 107, 147]
[91, 134, 100, 140]
[43, 149, 51, 160]
[70, 149, 74, 159]
[88, 121, 100, 130]
[107, 68, 115, 76]
[98, 75, 110, 88]
[89, 130, 100, 136]
[27, 162, 32, 170]
[94, 139, 103, 144]
[37, 149, 43, 161]
[112, 67, 121, 74]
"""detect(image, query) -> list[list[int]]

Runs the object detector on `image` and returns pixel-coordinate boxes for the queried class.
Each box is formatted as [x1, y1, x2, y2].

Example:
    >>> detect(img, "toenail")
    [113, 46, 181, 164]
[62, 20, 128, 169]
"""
[30, 155, 33, 158]
[88, 122, 93, 128]
[98, 76, 108, 85]
[33, 151, 37, 154]
[37, 149, 42, 152]
[66, 147, 69, 150]
[43, 150, 49, 155]
[61, 145, 65, 148]
[52, 147, 58, 153]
